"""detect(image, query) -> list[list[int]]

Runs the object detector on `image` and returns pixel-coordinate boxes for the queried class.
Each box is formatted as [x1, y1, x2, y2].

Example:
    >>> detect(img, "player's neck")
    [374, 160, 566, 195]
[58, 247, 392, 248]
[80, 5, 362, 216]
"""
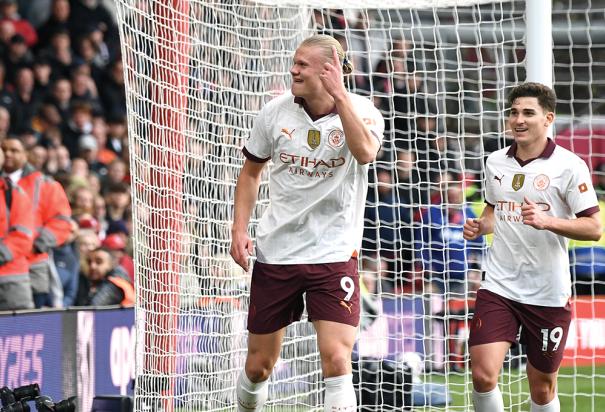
[303, 94, 336, 118]
[515, 135, 548, 161]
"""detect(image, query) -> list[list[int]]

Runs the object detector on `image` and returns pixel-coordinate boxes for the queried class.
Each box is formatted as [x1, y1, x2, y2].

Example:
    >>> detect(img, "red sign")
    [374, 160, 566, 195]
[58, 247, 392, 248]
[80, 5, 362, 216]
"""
[562, 296, 605, 366]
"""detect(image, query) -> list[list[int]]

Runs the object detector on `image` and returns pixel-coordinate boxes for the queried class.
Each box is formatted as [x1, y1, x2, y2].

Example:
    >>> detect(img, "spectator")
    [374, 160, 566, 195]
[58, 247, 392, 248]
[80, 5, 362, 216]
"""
[53, 217, 79, 306]
[99, 58, 126, 117]
[27, 144, 47, 170]
[70, 185, 94, 216]
[0, 62, 15, 110]
[0, 0, 37, 47]
[3, 33, 33, 85]
[105, 182, 130, 224]
[2, 136, 72, 307]
[42, 28, 72, 78]
[0, 147, 35, 310]
[91, 115, 116, 165]
[62, 101, 93, 157]
[46, 77, 72, 124]
[75, 246, 133, 306]
[101, 233, 133, 282]
[10, 66, 40, 134]
[0, 106, 10, 139]
[36, 0, 70, 51]
[105, 112, 126, 157]
[102, 158, 126, 193]
[416, 174, 483, 294]
[32, 58, 52, 100]
[363, 168, 414, 292]
[68, 0, 118, 53]
[71, 70, 102, 113]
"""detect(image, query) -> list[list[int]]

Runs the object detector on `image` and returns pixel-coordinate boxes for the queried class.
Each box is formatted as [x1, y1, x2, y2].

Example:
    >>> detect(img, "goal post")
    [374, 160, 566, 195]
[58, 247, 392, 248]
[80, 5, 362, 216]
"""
[114, 0, 605, 410]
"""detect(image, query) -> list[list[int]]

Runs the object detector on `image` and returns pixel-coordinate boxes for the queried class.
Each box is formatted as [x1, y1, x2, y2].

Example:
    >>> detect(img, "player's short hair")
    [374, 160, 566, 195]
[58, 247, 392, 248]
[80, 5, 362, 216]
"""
[299, 34, 353, 74]
[507, 82, 556, 113]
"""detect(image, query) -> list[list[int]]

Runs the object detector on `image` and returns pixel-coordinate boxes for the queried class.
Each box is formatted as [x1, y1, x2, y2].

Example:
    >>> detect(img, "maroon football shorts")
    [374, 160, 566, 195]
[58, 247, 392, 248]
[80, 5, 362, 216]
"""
[247, 257, 360, 334]
[469, 288, 571, 373]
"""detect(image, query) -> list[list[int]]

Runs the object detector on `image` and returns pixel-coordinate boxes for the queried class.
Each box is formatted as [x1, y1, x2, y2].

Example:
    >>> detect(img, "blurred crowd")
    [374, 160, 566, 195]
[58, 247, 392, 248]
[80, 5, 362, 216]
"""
[0, 0, 133, 311]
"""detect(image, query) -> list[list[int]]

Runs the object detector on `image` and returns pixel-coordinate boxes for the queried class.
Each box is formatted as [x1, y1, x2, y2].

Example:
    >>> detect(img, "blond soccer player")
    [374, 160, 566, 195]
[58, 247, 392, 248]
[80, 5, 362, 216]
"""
[230, 34, 384, 411]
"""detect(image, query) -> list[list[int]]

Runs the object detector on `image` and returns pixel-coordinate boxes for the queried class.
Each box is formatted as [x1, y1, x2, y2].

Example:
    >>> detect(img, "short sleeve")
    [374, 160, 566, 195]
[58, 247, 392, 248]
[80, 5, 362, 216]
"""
[566, 158, 599, 217]
[362, 101, 385, 145]
[243, 106, 272, 161]
[484, 156, 496, 206]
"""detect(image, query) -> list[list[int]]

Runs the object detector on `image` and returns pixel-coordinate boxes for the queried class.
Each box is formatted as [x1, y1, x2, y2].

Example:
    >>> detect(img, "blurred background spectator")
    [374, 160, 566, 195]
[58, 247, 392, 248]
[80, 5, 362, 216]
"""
[0, 0, 133, 309]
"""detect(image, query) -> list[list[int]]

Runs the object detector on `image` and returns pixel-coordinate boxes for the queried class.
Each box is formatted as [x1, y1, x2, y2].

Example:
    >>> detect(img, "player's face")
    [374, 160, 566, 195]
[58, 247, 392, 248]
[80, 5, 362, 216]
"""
[290, 45, 327, 98]
[508, 96, 554, 146]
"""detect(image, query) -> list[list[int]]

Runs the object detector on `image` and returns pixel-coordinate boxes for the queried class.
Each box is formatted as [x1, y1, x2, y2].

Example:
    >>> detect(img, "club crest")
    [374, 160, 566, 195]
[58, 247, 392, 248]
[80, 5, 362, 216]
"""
[307, 129, 321, 150]
[512, 174, 525, 191]
[533, 174, 550, 191]
[328, 128, 345, 149]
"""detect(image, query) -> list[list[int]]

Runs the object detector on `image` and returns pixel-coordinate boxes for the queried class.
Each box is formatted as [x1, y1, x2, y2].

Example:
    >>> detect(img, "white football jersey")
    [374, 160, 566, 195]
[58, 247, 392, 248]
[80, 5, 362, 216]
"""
[244, 91, 384, 264]
[482, 139, 599, 306]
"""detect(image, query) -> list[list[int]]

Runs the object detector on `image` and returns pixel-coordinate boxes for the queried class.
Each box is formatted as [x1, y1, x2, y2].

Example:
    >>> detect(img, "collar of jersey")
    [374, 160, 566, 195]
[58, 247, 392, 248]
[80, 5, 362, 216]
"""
[294, 96, 337, 122]
[506, 137, 556, 166]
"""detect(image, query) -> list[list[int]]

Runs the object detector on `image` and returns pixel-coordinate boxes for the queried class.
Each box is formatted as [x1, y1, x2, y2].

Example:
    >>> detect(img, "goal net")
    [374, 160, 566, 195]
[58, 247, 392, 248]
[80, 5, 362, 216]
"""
[114, 0, 605, 410]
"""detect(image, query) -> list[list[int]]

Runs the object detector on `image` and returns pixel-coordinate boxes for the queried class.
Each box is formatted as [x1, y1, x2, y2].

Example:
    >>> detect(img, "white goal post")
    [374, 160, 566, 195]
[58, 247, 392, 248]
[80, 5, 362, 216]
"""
[114, 0, 605, 410]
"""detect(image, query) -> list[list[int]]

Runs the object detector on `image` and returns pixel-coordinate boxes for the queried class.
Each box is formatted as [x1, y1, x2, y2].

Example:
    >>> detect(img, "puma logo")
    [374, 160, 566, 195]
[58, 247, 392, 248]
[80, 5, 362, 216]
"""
[494, 174, 504, 185]
[339, 300, 353, 314]
[281, 128, 295, 139]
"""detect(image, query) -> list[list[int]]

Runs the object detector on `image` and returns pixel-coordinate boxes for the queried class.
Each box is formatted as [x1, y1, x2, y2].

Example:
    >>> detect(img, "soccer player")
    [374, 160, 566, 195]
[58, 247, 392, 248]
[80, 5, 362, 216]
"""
[230, 34, 384, 411]
[463, 82, 602, 412]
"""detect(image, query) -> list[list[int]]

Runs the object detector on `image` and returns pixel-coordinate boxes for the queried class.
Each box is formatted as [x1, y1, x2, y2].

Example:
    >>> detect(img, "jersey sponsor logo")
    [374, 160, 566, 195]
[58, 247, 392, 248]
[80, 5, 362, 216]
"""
[307, 129, 321, 150]
[533, 174, 550, 191]
[579, 183, 588, 193]
[495, 199, 551, 222]
[327, 128, 345, 149]
[493, 173, 504, 186]
[279, 153, 346, 168]
[512, 173, 525, 191]
[280, 127, 295, 140]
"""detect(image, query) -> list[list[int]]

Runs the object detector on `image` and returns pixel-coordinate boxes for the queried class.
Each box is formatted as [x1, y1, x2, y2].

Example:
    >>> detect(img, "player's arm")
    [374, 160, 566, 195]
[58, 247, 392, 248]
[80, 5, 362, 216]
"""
[522, 196, 601, 241]
[463, 204, 495, 241]
[230, 159, 265, 271]
[320, 47, 380, 165]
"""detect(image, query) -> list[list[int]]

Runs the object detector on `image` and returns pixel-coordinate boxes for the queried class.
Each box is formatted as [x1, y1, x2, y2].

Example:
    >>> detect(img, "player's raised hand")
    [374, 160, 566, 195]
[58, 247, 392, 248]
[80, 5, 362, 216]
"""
[319, 46, 346, 100]
[230, 229, 253, 272]
[521, 196, 550, 230]
[463, 218, 483, 240]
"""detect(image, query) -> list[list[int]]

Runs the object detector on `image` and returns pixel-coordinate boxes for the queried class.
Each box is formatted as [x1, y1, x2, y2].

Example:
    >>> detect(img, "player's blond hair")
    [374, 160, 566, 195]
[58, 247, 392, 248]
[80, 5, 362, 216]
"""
[299, 34, 353, 75]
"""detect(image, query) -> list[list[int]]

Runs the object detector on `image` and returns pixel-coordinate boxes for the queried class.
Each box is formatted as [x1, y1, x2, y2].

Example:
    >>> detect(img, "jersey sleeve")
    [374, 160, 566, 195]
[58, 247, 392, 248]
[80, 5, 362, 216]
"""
[359, 98, 385, 145]
[565, 158, 599, 217]
[484, 156, 496, 206]
[243, 104, 272, 162]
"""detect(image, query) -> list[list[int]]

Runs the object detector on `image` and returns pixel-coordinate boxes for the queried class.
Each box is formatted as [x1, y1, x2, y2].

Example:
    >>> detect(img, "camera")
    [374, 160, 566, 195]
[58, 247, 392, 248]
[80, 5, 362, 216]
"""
[35, 396, 76, 412]
[0, 385, 75, 412]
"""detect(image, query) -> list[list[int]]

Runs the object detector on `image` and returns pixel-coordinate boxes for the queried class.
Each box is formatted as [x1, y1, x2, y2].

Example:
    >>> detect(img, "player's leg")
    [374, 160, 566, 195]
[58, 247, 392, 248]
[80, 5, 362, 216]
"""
[237, 261, 305, 411]
[314, 320, 357, 411]
[519, 302, 571, 411]
[468, 289, 520, 412]
[526, 363, 559, 411]
[469, 342, 510, 412]
[237, 329, 286, 412]
[305, 257, 360, 412]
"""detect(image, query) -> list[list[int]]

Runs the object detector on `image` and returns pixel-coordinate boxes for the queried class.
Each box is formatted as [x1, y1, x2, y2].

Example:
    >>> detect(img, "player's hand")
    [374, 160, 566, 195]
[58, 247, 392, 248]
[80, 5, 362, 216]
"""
[230, 229, 253, 272]
[463, 218, 483, 240]
[522, 196, 550, 230]
[319, 46, 347, 100]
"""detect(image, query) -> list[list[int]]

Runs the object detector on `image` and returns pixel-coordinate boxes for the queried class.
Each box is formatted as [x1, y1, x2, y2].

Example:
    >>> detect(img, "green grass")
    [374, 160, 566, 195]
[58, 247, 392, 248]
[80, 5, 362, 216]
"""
[421, 365, 605, 411]
[178, 366, 605, 411]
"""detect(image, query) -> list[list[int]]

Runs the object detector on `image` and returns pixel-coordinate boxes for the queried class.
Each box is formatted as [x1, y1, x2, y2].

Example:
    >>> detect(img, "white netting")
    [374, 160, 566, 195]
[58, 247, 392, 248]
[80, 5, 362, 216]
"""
[115, 1, 605, 410]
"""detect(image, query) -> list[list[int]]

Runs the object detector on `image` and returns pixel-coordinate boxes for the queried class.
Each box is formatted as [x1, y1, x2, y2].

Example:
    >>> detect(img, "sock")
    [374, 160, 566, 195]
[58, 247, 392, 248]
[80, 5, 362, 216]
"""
[472, 386, 505, 412]
[531, 395, 560, 412]
[236, 371, 268, 411]
[324, 374, 356, 411]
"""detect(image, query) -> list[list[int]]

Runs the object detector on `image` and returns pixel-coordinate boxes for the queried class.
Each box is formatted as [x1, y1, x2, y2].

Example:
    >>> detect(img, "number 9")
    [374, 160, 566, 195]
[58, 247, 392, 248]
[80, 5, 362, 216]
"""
[340, 276, 355, 301]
